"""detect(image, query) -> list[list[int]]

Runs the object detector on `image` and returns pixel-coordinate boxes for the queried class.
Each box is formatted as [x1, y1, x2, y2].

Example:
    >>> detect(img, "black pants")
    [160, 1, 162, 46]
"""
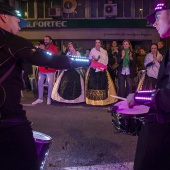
[117, 73, 132, 98]
[0, 123, 38, 170]
[134, 122, 170, 170]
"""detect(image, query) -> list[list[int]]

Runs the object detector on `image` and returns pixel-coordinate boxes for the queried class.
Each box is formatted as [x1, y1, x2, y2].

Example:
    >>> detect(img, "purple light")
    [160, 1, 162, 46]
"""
[135, 97, 152, 100]
[155, 3, 165, 10]
[137, 90, 155, 93]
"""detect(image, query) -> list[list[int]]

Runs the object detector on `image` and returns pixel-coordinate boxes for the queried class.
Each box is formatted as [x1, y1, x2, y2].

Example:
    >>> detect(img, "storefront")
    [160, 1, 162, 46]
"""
[19, 19, 160, 51]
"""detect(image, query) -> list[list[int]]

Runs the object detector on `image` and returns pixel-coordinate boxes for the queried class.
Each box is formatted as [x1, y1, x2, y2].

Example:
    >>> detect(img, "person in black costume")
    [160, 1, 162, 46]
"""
[157, 40, 167, 56]
[0, 2, 72, 170]
[127, 1, 170, 169]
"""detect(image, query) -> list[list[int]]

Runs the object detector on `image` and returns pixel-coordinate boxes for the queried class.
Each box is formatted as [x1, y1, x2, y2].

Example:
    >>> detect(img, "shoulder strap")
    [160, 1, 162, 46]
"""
[0, 63, 16, 84]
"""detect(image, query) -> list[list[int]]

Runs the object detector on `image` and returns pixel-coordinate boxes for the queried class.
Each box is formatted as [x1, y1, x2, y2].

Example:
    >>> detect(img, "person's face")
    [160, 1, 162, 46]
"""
[85, 50, 90, 54]
[106, 43, 111, 49]
[139, 49, 145, 55]
[123, 41, 130, 49]
[112, 41, 117, 47]
[68, 42, 74, 50]
[95, 40, 101, 49]
[44, 37, 51, 46]
[151, 44, 158, 54]
[85, 50, 90, 56]
[153, 10, 170, 38]
[5, 15, 21, 35]
[157, 41, 163, 49]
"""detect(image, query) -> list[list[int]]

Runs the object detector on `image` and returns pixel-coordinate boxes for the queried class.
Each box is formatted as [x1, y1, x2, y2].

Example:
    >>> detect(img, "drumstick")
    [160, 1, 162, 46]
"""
[110, 95, 127, 101]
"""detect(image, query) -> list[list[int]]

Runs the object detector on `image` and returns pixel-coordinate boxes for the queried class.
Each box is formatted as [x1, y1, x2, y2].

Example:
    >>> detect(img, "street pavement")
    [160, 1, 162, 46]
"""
[21, 90, 138, 170]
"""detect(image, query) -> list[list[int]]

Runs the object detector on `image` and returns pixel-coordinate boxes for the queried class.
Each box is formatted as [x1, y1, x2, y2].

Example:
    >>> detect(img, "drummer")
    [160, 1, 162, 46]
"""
[0, 2, 70, 170]
[127, 0, 170, 169]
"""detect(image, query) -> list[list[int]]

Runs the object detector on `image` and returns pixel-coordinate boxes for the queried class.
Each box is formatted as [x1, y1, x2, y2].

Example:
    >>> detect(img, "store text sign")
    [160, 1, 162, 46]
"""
[28, 21, 67, 28]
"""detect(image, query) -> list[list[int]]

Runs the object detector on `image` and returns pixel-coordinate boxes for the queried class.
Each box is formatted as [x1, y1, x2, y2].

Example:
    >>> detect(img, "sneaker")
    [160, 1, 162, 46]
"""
[47, 98, 51, 105]
[32, 99, 43, 105]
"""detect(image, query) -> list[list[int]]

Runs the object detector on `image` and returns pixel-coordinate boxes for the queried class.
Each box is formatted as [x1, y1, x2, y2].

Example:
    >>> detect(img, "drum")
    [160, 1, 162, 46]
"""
[110, 101, 149, 136]
[33, 131, 52, 170]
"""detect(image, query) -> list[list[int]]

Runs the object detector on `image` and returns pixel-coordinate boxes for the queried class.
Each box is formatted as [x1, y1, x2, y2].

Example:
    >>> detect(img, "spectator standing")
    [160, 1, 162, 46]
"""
[61, 44, 68, 55]
[157, 40, 167, 56]
[117, 40, 136, 98]
[136, 48, 146, 72]
[84, 49, 90, 57]
[141, 43, 162, 90]
[108, 40, 119, 85]
[32, 36, 58, 105]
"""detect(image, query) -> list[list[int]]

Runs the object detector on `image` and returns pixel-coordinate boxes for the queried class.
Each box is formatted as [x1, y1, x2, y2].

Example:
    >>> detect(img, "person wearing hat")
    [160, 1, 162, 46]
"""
[127, 0, 170, 169]
[0, 2, 72, 170]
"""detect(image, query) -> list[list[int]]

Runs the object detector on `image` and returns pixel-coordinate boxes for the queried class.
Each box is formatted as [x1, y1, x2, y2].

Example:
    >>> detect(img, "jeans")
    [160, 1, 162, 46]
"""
[38, 72, 55, 99]
[117, 73, 132, 98]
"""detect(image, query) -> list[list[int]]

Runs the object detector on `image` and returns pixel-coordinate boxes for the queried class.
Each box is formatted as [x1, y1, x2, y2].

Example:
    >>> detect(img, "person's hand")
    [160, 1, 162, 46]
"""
[112, 47, 118, 54]
[62, 45, 67, 53]
[157, 56, 162, 62]
[153, 53, 157, 60]
[93, 55, 100, 61]
[121, 50, 125, 59]
[129, 52, 133, 60]
[127, 93, 138, 108]
[39, 44, 45, 50]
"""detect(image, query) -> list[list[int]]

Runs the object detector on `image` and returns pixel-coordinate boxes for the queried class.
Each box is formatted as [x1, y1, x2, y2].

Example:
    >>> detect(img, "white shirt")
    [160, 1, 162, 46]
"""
[144, 52, 162, 79]
[121, 67, 130, 75]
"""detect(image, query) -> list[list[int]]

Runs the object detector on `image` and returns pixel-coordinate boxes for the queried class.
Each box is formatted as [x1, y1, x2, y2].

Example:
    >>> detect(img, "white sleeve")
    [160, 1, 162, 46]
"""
[144, 53, 153, 67]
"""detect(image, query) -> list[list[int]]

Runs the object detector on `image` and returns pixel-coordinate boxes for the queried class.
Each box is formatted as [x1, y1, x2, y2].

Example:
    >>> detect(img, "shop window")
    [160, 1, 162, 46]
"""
[90, 0, 104, 18]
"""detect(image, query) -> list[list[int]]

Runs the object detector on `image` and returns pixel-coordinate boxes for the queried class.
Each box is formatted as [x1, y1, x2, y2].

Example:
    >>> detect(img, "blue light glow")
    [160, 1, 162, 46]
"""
[70, 55, 90, 62]
[46, 52, 52, 56]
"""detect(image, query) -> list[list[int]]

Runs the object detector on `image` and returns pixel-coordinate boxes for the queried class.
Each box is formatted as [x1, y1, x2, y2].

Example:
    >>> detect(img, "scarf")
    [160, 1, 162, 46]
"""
[123, 49, 130, 67]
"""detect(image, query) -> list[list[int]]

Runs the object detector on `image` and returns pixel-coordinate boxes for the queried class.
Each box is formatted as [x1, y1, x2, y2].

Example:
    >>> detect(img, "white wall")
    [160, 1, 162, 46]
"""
[18, 27, 160, 50]
[19, 28, 159, 42]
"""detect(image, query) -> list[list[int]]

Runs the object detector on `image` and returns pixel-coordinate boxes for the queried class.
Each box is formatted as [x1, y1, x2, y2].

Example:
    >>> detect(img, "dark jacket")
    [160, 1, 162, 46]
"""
[0, 28, 70, 120]
[155, 47, 170, 114]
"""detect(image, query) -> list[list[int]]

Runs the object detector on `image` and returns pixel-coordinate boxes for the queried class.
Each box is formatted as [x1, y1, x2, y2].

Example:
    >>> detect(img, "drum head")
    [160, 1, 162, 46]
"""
[114, 100, 149, 115]
[33, 131, 52, 143]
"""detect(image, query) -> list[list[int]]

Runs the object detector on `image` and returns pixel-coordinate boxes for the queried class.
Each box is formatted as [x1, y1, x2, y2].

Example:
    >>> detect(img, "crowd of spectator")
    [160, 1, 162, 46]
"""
[23, 38, 167, 106]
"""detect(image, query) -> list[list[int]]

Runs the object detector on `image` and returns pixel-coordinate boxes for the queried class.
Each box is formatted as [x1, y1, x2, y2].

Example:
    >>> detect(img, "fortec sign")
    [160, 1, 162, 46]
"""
[28, 21, 67, 28]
